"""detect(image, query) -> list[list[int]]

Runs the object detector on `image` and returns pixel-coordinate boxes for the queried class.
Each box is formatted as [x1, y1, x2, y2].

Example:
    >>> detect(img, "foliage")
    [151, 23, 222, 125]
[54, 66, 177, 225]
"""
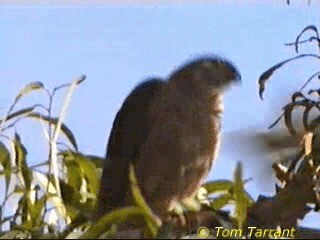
[0, 76, 102, 239]
[0, 75, 253, 238]
[254, 24, 320, 229]
[1, 19, 319, 240]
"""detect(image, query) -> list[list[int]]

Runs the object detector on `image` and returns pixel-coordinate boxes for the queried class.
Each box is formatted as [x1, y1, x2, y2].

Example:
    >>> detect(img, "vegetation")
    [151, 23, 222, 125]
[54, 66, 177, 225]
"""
[0, 74, 253, 238]
[1, 17, 320, 240]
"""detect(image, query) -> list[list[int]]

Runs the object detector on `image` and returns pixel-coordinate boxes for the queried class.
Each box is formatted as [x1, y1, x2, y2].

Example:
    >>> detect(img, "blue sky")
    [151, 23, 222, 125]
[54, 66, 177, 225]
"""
[1, 3, 319, 228]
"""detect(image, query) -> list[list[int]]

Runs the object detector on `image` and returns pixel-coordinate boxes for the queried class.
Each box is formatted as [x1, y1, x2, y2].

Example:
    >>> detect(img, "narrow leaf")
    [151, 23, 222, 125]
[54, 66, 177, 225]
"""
[15, 82, 44, 104]
[0, 142, 12, 195]
[283, 100, 310, 136]
[129, 163, 161, 237]
[62, 151, 99, 197]
[129, 164, 152, 213]
[303, 104, 314, 131]
[60, 179, 82, 208]
[33, 193, 46, 224]
[299, 71, 320, 92]
[232, 162, 252, 229]
[52, 76, 85, 144]
[0, 106, 36, 124]
[83, 154, 104, 168]
[202, 180, 233, 194]
[77, 154, 99, 196]
[75, 74, 86, 85]
[33, 171, 69, 221]
[65, 162, 83, 194]
[79, 206, 147, 239]
[283, 103, 297, 136]
[27, 194, 46, 228]
[258, 54, 320, 100]
[210, 193, 233, 210]
[27, 113, 78, 150]
[60, 151, 104, 168]
[295, 25, 319, 53]
[14, 133, 31, 190]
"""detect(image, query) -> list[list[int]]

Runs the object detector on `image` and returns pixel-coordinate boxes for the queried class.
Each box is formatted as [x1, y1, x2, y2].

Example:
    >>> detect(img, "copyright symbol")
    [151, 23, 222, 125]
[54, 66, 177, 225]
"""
[197, 227, 210, 238]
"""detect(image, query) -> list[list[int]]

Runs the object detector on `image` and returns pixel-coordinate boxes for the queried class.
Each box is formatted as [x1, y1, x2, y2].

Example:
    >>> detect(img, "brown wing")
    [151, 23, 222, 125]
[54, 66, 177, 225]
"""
[97, 78, 165, 217]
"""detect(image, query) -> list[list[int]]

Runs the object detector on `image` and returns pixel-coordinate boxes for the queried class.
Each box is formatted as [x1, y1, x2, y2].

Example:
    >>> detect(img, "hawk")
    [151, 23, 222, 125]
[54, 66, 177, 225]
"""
[97, 55, 241, 220]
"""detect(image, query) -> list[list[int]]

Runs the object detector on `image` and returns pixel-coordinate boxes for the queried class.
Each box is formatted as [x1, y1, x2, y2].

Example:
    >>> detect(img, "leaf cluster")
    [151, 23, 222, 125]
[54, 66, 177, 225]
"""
[253, 25, 320, 230]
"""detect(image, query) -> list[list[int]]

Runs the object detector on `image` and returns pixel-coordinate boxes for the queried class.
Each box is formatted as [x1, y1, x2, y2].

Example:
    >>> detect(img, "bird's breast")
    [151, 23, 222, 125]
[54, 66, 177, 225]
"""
[177, 110, 220, 157]
[174, 111, 220, 195]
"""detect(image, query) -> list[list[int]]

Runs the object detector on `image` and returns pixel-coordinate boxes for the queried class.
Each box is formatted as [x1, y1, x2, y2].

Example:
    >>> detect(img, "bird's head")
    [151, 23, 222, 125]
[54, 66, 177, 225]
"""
[169, 55, 241, 97]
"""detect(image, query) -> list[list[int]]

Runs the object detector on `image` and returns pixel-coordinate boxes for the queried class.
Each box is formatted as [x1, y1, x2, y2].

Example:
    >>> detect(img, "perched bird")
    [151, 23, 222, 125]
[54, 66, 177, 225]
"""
[97, 55, 241, 220]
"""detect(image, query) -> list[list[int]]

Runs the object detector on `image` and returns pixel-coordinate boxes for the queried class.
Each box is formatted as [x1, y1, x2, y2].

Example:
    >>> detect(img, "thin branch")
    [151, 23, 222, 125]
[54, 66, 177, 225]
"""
[299, 71, 320, 92]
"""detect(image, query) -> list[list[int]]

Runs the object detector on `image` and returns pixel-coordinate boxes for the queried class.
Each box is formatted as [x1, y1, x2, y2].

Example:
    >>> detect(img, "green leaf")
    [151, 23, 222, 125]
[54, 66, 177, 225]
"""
[60, 178, 82, 207]
[15, 81, 44, 103]
[27, 193, 46, 227]
[232, 162, 253, 229]
[210, 193, 233, 210]
[4, 82, 44, 124]
[64, 204, 82, 222]
[27, 113, 78, 151]
[62, 151, 99, 197]
[82, 154, 104, 169]
[202, 180, 233, 194]
[79, 206, 148, 239]
[129, 164, 151, 213]
[0, 106, 36, 124]
[13, 185, 24, 193]
[77, 155, 99, 196]
[19, 195, 29, 225]
[14, 133, 32, 190]
[51, 76, 85, 145]
[129, 164, 161, 238]
[0, 142, 12, 195]
[65, 161, 83, 194]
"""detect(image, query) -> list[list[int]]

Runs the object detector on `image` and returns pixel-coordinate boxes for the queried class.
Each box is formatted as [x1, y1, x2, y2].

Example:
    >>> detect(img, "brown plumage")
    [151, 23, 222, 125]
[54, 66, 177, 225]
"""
[97, 55, 241, 220]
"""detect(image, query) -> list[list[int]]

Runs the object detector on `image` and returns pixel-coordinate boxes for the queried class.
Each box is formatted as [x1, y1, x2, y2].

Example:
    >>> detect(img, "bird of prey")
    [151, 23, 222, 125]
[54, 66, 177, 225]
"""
[97, 55, 241, 220]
